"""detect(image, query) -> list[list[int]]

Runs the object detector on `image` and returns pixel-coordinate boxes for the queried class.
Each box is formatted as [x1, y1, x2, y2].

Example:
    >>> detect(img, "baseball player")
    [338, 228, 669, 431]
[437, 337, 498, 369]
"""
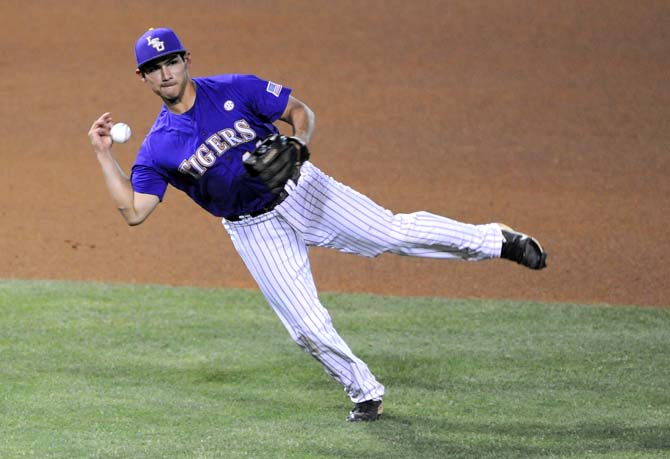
[88, 28, 547, 422]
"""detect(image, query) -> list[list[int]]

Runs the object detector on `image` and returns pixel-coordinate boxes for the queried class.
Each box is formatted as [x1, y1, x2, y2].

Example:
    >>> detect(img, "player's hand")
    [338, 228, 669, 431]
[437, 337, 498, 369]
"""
[242, 134, 310, 195]
[88, 112, 114, 154]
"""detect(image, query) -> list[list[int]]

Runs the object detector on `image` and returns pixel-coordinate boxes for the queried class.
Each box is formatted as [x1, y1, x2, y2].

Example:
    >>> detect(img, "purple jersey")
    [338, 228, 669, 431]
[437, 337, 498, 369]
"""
[131, 74, 291, 217]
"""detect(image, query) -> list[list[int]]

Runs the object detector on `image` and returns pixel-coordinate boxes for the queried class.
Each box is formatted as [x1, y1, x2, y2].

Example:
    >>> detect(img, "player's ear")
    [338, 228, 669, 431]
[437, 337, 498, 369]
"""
[135, 68, 146, 82]
[183, 51, 192, 66]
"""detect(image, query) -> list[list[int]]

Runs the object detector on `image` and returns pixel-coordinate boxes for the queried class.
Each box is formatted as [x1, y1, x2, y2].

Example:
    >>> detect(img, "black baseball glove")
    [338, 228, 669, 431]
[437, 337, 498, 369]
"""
[242, 134, 310, 194]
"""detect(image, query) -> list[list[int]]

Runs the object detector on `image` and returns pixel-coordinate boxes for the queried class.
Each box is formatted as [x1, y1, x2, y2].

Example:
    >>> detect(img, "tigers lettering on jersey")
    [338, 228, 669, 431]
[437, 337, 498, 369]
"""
[179, 118, 257, 178]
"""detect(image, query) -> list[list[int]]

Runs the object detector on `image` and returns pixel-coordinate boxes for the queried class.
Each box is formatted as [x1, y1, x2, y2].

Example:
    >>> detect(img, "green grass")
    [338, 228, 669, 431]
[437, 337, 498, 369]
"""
[0, 279, 668, 459]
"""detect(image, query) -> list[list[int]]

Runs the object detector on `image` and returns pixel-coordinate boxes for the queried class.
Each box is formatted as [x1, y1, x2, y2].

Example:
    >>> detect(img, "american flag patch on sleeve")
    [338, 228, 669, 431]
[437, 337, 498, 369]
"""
[266, 81, 283, 97]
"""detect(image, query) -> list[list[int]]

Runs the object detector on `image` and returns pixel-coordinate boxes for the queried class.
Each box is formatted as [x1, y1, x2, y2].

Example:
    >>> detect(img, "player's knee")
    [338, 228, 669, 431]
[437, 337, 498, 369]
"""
[293, 332, 321, 356]
[387, 212, 420, 246]
[291, 326, 335, 356]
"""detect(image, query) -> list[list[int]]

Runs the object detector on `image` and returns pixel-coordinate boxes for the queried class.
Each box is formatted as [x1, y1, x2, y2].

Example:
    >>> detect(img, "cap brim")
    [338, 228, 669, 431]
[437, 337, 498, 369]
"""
[137, 48, 186, 69]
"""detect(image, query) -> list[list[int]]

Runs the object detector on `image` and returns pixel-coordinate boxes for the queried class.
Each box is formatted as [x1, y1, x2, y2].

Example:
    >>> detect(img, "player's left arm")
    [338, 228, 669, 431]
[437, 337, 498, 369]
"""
[279, 96, 315, 147]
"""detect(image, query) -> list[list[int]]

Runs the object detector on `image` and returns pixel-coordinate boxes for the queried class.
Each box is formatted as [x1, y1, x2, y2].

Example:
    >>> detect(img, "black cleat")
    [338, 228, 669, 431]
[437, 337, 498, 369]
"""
[499, 224, 547, 270]
[346, 399, 383, 422]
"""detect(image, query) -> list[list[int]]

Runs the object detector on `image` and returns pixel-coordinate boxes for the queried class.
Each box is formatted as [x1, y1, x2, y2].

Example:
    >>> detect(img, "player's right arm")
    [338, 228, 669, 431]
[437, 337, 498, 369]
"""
[88, 113, 160, 226]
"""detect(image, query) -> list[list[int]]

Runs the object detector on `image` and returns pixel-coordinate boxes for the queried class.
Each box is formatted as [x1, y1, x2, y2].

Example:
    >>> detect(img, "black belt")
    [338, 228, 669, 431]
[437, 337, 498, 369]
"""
[224, 190, 289, 222]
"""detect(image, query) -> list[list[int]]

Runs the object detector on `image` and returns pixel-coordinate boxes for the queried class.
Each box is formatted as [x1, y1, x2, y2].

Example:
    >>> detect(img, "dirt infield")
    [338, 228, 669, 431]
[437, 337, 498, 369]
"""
[1, 1, 668, 307]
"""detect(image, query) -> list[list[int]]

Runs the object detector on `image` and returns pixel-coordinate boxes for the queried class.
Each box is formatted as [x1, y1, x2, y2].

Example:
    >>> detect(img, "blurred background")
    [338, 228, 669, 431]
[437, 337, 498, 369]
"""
[0, 0, 668, 307]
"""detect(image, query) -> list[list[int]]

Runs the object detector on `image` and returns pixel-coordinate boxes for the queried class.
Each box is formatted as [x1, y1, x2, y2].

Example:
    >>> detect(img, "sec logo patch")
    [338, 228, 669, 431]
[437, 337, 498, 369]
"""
[224, 100, 235, 111]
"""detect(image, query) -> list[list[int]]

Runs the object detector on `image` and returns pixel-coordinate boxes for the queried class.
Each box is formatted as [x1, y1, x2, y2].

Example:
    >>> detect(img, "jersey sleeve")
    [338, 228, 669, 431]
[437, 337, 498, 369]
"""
[131, 143, 168, 201]
[235, 74, 292, 123]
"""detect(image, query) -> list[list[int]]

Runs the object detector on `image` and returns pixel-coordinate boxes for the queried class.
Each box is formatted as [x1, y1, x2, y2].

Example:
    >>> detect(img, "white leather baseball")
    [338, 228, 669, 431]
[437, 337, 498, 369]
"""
[110, 122, 132, 144]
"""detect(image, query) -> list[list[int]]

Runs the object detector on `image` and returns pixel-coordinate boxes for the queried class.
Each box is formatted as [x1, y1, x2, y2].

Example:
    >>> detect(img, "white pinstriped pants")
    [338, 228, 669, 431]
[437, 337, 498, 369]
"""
[223, 162, 504, 403]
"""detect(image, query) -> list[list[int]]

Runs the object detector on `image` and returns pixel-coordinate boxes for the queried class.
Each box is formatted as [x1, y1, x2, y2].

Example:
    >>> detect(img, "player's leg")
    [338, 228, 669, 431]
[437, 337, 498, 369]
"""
[223, 213, 385, 405]
[279, 163, 503, 260]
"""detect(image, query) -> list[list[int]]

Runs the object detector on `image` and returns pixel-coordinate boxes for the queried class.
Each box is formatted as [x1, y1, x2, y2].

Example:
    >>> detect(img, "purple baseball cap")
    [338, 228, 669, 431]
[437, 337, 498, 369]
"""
[135, 27, 186, 69]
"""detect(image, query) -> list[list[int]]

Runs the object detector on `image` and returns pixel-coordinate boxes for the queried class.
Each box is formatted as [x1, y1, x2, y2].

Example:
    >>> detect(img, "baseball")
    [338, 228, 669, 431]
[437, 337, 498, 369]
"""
[110, 122, 132, 144]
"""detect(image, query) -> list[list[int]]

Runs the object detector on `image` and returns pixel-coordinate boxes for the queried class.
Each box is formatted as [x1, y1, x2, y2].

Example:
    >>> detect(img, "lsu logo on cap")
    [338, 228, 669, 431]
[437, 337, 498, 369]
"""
[135, 27, 186, 68]
[146, 36, 165, 51]
[266, 81, 282, 97]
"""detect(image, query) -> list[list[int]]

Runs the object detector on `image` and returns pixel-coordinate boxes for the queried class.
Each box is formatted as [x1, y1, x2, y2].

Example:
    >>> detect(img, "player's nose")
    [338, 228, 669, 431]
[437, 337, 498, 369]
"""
[160, 65, 173, 80]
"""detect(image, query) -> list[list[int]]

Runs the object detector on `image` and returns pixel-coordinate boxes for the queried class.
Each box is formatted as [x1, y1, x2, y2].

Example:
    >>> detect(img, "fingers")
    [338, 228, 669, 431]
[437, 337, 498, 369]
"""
[88, 112, 114, 150]
[90, 112, 113, 132]
[89, 113, 114, 136]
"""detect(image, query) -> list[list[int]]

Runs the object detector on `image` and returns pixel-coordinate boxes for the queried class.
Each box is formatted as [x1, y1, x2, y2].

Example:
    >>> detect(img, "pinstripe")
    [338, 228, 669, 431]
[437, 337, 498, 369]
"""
[224, 212, 384, 402]
[278, 163, 502, 259]
[223, 162, 504, 403]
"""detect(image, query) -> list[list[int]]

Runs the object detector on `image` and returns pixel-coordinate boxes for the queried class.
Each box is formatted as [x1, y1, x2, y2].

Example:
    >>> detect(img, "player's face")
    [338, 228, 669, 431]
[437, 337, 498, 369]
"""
[139, 53, 192, 105]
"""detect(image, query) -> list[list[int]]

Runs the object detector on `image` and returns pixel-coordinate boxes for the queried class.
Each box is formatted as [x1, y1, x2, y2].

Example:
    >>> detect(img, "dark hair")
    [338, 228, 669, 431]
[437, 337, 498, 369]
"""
[139, 51, 187, 75]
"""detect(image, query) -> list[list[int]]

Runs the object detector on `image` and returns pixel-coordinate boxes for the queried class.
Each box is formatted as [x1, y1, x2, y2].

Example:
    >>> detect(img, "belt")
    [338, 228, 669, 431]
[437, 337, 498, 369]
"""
[224, 189, 289, 222]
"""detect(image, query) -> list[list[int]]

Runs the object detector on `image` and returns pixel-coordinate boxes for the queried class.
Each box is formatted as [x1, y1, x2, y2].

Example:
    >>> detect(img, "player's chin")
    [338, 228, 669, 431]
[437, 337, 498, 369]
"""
[159, 88, 181, 104]
[160, 85, 177, 96]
